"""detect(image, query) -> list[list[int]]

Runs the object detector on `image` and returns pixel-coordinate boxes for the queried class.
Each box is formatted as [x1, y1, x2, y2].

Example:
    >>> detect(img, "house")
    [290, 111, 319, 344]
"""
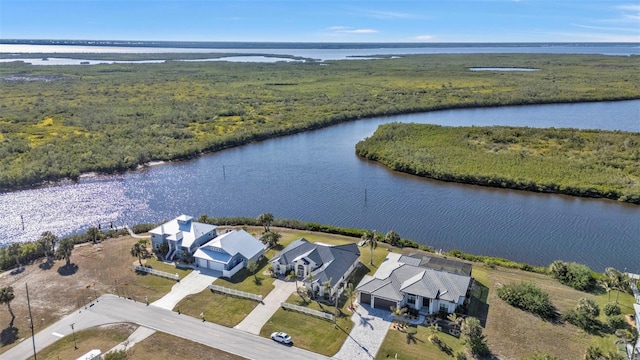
[194, 229, 266, 278]
[270, 238, 360, 299]
[630, 303, 640, 360]
[150, 215, 218, 261]
[356, 252, 472, 314]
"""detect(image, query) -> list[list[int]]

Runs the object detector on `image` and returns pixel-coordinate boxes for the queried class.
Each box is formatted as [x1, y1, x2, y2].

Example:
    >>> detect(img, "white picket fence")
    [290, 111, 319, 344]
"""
[134, 265, 179, 281]
[280, 302, 334, 321]
[208, 284, 263, 302]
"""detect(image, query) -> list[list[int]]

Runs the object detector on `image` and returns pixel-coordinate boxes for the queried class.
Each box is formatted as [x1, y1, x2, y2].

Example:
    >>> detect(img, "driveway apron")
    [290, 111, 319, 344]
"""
[234, 279, 296, 334]
[332, 304, 392, 360]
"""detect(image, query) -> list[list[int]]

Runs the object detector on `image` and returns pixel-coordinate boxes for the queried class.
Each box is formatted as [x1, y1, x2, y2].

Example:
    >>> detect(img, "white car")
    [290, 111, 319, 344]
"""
[270, 332, 292, 344]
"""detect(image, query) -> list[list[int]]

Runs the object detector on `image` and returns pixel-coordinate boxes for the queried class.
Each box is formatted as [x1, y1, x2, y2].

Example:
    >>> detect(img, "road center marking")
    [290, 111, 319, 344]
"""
[52, 332, 64, 338]
[208, 331, 219, 337]
[161, 318, 174, 324]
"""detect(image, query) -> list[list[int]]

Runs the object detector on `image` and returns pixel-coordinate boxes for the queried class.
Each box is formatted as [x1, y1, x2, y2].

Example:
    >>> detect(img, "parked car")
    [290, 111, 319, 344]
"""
[270, 332, 292, 344]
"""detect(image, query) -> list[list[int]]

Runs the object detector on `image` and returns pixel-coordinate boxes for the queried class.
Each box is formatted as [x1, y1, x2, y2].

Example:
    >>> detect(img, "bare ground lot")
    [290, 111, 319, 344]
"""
[0, 235, 165, 351]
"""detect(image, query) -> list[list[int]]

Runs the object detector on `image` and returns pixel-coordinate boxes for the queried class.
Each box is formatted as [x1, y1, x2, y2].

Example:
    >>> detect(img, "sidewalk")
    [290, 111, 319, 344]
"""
[234, 279, 296, 334]
[106, 326, 156, 354]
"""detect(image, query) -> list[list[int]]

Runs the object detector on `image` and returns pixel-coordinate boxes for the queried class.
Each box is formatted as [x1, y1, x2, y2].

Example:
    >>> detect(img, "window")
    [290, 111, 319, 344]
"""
[407, 294, 416, 305]
[439, 303, 448, 312]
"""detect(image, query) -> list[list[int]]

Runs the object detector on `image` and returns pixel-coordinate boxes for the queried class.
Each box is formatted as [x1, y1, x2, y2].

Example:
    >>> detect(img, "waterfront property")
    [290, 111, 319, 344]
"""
[356, 253, 472, 314]
[150, 215, 218, 261]
[193, 229, 265, 278]
[270, 238, 360, 299]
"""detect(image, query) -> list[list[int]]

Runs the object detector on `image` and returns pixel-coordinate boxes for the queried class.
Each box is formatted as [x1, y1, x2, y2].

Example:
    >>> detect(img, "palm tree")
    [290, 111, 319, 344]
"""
[37, 231, 58, 258]
[286, 270, 299, 294]
[0, 286, 15, 326]
[87, 226, 100, 244]
[306, 273, 315, 299]
[322, 278, 333, 300]
[55, 238, 74, 267]
[247, 260, 258, 281]
[256, 212, 274, 233]
[385, 230, 400, 247]
[599, 278, 614, 303]
[260, 231, 281, 248]
[343, 283, 355, 310]
[362, 230, 375, 265]
[605, 267, 629, 305]
[130, 241, 149, 266]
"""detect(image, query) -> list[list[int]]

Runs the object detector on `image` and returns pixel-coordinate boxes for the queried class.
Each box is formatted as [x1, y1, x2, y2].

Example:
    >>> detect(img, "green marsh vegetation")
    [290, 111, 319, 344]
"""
[0, 53, 638, 190]
[355, 123, 640, 203]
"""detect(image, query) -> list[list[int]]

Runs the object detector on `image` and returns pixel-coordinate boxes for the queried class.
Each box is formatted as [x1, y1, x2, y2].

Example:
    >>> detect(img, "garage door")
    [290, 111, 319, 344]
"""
[373, 297, 396, 311]
[197, 258, 208, 268]
[360, 293, 371, 305]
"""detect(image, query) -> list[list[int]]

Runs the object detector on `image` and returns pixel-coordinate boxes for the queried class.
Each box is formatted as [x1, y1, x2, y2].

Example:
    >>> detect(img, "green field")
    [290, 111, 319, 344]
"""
[1, 53, 639, 190]
[356, 123, 640, 203]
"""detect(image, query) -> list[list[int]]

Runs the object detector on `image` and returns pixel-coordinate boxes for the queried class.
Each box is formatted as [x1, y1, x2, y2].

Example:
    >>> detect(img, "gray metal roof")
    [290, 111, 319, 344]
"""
[271, 239, 360, 288]
[357, 254, 472, 303]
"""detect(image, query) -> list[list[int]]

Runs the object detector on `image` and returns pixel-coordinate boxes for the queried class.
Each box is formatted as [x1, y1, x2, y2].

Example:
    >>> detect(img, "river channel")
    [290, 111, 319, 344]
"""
[1, 100, 638, 272]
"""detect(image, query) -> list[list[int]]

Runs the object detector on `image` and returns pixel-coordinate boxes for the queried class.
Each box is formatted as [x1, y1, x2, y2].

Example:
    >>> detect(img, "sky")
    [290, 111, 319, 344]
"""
[0, 1, 639, 43]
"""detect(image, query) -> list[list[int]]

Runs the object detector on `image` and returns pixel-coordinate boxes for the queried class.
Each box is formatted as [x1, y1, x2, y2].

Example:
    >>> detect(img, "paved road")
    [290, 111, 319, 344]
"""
[234, 279, 296, 334]
[0, 294, 330, 360]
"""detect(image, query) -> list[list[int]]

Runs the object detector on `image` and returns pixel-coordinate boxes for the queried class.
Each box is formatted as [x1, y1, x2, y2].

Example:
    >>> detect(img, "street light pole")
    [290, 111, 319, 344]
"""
[70, 323, 77, 349]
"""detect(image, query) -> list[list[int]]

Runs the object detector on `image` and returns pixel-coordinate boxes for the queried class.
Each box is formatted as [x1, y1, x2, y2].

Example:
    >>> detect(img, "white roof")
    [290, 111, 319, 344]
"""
[150, 215, 217, 249]
[194, 230, 265, 263]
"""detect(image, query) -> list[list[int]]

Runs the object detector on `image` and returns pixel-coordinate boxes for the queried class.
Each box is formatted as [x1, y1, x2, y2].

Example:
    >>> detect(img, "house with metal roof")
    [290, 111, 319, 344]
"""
[150, 215, 218, 261]
[356, 252, 472, 314]
[270, 238, 360, 299]
[193, 229, 266, 278]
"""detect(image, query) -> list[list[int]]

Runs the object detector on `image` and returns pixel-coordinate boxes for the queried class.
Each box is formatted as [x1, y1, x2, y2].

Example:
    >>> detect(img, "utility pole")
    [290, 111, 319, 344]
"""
[70, 323, 77, 349]
[26, 284, 37, 360]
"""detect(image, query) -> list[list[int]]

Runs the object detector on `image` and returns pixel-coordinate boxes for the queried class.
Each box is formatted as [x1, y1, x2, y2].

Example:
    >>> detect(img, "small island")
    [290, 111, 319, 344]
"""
[355, 123, 640, 203]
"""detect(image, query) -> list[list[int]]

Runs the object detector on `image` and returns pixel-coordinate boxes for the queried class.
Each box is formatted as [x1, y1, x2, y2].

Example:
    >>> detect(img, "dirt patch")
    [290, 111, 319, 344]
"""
[1, 74, 71, 82]
[0, 235, 152, 352]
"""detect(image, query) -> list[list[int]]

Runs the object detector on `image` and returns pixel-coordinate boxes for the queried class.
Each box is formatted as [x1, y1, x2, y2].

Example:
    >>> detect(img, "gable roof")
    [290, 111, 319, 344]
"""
[271, 239, 360, 288]
[357, 253, 471, 303]
[194, 230, 265, 264]
[150, 215, 217, 249]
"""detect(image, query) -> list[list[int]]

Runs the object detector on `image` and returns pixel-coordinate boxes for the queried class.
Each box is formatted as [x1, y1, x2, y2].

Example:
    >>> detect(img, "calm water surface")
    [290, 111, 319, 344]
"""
[1, 101, 639, 271]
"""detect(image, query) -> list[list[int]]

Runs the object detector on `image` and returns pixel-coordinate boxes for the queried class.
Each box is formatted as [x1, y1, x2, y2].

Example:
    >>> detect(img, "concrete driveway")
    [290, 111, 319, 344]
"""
[332, 304, 392, 360]
[151, 267, 220, 310]
[234, 279, 296, 334]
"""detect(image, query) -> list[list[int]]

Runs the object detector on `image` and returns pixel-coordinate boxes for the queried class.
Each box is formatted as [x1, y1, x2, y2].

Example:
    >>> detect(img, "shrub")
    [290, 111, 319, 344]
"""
[563, 298, 601, 333]
[606, 315, 627, 333]
[548, 261, 595, 291]
[496, 282, 554, 318]
[603, 303, 621, 317]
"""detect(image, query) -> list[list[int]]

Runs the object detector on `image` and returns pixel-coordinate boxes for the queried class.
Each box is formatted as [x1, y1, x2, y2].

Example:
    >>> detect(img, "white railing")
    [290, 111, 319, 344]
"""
[208, 284, 263, 302]
[135, 265, 179, 281]
[280, 302, 334, 321]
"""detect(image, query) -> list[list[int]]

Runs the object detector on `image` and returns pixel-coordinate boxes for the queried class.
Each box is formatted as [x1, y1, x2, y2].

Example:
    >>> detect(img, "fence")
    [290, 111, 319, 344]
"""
[134, 265, 180, 281]
[280, 302, 334, 321]
[208, 284, 263, 302]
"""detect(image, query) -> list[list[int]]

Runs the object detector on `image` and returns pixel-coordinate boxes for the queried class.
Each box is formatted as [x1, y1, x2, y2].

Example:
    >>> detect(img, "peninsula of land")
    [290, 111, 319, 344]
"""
[356, 123, 640, 203]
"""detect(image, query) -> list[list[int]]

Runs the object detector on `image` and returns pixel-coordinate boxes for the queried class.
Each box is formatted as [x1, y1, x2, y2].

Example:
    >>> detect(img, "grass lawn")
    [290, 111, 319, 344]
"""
[258, 228, 393, 357]
[376, 324, 465, 360]
[32, 324, 135, 360]
[129, 330, 245, 360]
[472, 265, 636, 359]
